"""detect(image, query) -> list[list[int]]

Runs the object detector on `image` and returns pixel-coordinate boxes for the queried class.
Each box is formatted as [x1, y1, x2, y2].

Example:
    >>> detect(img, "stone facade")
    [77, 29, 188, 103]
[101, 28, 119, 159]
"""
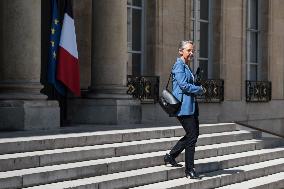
[0, 0, 60, 130]
[142, 0, 284, 135]
[0, 0, 284, 134]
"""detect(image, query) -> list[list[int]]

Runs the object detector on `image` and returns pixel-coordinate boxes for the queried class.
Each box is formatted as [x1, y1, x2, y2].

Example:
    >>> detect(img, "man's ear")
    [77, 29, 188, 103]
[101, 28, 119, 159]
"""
[178, 50, 183, 56]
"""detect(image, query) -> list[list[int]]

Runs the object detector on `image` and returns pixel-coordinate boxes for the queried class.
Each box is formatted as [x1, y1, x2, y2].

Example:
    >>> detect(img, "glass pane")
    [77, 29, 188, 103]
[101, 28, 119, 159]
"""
[200, 22, 208, 58]
[199, 59, 208, 79]
[127, 0, 131, 5]
[191, 0, 195, 18]
[133, 0, 142, 7]
[127, 53, 132, 75]
[132, 9, 141, 51]
[191, 20, 195, 40]
[250, 32, 258, 63]
[190, 31, 194, 41]
[249, 0, 258, 29]
[200, 0, 209, 20]
[249, 65, 257, 80]
[128, 53, 141, 76]
[127, 7, 132, 51]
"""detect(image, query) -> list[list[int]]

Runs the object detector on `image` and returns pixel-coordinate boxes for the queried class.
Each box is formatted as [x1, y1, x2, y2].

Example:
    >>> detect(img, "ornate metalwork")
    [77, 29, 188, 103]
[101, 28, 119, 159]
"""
[246, 80, 271, 102]
[127, 75, 159, 103]
[196, 79, 224, 103]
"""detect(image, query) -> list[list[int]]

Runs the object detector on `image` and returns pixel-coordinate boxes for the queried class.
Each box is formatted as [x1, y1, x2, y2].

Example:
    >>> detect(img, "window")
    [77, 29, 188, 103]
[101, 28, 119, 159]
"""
[191, 0, 211, 79]
[247, 0, 260, 81]
[127, 0, 145, 76]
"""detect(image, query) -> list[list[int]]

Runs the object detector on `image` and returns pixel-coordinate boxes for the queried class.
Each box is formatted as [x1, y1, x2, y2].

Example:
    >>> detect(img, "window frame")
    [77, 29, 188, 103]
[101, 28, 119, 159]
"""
[191, 0, 212, 78]
[127, 0, 145, 76]
[246, 0, 261, 81]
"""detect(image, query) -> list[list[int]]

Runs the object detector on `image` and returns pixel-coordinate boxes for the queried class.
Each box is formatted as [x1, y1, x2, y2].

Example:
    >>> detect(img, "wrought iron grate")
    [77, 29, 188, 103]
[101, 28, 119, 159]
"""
[246, 80, 271, 102]
[196, 79, 224, 103]
[127, 75, 160, 103]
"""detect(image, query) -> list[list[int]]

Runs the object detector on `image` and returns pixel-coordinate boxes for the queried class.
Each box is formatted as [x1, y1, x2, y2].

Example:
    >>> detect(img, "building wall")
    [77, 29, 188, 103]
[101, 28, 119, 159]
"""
[141, 0, 284, 135]
[37, 0, 284, 132]
[268, 0, 284, 99]
[0, 0, 284, 133]
[220, 0, 244, 101]
[73, 0, 92, 89]
[150, 0, 191, 89]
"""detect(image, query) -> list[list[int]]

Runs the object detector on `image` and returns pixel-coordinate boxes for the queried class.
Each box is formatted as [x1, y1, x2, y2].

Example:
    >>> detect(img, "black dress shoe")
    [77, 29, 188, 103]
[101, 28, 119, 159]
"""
[185, 168, 201, 179]
[163, 153, 183, 167]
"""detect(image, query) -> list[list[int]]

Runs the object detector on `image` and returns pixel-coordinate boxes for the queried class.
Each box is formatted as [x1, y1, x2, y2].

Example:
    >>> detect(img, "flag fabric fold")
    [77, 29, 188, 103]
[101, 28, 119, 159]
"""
[57, 0, 81, 97]
[47, 0, 66, 96]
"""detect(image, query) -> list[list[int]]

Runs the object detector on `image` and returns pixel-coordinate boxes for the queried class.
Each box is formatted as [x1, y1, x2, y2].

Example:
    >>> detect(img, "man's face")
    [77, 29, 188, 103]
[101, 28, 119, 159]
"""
[180, 43, 194, 61]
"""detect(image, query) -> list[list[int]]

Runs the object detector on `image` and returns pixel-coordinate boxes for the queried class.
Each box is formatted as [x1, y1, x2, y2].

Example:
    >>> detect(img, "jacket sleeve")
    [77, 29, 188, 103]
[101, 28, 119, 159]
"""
[172, 62, 203, 95]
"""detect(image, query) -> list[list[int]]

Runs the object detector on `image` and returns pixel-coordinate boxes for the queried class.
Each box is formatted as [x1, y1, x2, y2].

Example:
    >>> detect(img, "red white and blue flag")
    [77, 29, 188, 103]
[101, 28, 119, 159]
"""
[57, 0, 81, 96]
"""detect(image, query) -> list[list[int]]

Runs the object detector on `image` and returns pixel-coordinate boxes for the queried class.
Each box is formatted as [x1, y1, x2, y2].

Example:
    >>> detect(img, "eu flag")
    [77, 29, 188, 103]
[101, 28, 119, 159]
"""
[47, 0, 66, 95]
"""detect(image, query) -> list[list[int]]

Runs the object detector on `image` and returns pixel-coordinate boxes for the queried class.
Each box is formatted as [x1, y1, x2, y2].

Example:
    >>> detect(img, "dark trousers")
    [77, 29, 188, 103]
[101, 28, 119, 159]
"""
[169, 115, 199, 170]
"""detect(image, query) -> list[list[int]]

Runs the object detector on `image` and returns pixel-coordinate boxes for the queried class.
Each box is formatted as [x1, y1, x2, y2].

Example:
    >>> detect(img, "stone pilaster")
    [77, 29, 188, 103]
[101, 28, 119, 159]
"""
[67, 0, 141, 125]
[220, 0, 244, 100]
[0, 0, 60, 130]
[268, 0, 284, 99]
[90, 0, 128, 91]
[73, 0, 92, 89]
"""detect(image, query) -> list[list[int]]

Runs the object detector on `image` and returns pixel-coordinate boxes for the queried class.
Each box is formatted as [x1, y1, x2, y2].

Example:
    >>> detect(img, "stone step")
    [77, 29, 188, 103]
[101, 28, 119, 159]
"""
[23, 155, 284, 189]
[129, 158, 284, 189]
[215, 171, 284, 189]
[0, 130, 261, 172]
[0, 123, 237, 155]
[1, 146, 284, 189]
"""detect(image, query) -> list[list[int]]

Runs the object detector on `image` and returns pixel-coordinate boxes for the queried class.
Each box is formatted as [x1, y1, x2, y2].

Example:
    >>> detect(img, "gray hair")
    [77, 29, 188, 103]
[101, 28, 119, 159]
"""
[178, 40, 193, 51]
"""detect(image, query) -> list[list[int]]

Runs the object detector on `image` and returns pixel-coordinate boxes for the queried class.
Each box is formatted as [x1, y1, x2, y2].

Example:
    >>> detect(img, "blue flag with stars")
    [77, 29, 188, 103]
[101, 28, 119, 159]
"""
[48, 0, 66, 95]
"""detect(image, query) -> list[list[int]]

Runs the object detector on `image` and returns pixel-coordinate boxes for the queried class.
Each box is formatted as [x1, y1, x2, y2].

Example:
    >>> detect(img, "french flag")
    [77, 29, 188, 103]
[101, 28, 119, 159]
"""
[57, 0, 81, 96]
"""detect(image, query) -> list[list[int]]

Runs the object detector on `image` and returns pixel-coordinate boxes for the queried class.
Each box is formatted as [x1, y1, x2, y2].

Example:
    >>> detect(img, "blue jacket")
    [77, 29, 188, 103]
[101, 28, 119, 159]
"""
[172, 58, 203, 116]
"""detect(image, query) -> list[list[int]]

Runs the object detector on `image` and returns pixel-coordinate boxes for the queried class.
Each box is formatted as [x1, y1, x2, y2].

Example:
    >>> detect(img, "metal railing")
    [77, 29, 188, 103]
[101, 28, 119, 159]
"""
[127, 76, 224, 103]
[127, 75, 159, 103]
[196, 79, 224, 103]
[246, 80, 271, 102]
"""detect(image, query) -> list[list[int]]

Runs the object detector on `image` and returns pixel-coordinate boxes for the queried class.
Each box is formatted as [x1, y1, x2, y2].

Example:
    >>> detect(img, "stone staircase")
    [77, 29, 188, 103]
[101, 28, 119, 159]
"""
[0, 123, 283, 189]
